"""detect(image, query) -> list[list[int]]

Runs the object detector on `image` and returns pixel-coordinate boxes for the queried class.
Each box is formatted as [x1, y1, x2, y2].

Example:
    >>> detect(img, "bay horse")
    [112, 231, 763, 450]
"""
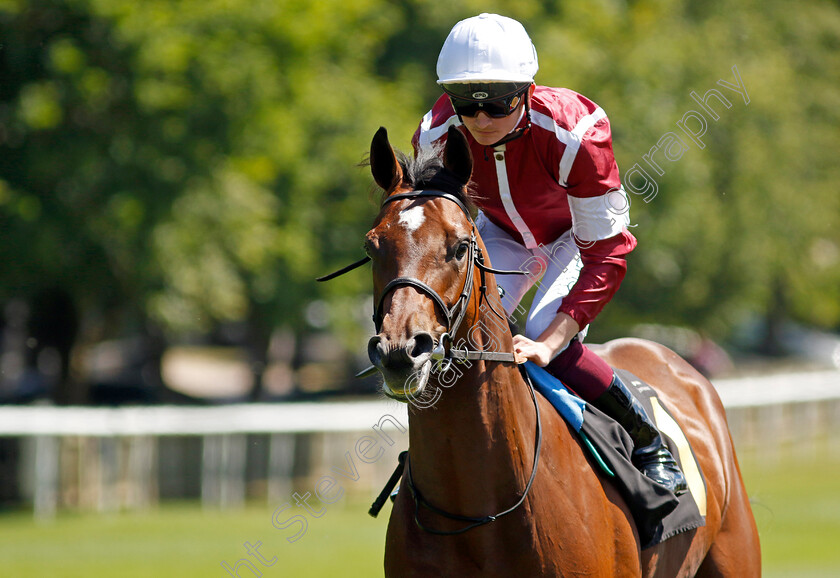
[362, 126, 760, 577]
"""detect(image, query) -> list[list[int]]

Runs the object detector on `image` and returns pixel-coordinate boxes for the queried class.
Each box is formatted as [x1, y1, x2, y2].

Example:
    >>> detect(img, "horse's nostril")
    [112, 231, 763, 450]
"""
[410, 332, 434, 359]
[368, 335, 385, 366]
[369, 332, 435, 369]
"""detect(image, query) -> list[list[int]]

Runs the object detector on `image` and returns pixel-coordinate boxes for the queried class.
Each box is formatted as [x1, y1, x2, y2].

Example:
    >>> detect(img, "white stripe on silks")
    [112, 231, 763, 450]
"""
[530, 109, 578, 148]
[533, 108, 607, 187]
[418, 112, 462, 152]
[493, 146, 538, 249]
[558, 107, 607, 186]
[567, 189, 630, 242]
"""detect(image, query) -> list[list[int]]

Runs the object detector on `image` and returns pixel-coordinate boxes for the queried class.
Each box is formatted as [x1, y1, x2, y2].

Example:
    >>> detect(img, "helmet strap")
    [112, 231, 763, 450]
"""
[487, 97, 531, 149]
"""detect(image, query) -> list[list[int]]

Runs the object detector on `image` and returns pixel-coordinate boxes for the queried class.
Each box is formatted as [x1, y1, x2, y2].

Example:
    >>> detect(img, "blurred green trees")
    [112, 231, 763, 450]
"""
[1, 0, 838, 401]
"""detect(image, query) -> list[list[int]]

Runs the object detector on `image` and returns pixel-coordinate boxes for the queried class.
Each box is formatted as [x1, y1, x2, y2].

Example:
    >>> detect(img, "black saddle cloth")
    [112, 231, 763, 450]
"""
[576, 369, 706, 549]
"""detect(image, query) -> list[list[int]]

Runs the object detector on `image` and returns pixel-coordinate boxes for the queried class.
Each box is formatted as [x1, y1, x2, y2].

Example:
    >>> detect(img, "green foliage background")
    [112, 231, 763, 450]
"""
[1, 0, 838, 369]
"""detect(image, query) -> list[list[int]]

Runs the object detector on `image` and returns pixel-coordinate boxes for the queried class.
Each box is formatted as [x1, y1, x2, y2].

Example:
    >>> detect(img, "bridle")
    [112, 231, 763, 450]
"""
[319, 189, 525, 366]
[318, 188, 542, 535]
[378, 190, 528, 367]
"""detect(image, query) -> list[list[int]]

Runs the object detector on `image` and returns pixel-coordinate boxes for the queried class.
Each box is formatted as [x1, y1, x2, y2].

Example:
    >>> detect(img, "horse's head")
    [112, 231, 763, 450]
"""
[365, 126, 483, 401]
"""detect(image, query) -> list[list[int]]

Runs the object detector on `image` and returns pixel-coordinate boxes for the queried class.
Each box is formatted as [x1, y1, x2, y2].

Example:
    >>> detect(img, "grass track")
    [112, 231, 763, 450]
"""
[738, 453, 840, 578]
[0, 454, 837, 576]
[0, 500, 386, 577]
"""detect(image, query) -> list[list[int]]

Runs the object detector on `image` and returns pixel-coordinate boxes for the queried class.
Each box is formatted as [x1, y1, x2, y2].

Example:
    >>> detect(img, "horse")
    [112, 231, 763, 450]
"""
[361, 125, 760, 577]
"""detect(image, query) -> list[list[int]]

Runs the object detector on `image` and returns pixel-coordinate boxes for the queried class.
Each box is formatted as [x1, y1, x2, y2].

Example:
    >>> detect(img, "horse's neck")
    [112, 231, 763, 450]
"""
[406, 355, 538, 517]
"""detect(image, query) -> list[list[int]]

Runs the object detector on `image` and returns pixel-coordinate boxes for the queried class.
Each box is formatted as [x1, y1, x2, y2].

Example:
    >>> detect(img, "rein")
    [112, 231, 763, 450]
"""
[403, 364, 542, 535]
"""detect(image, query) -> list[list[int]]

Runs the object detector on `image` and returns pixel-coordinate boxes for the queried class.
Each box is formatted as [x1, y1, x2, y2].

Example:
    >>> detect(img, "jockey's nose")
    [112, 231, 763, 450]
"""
[368, 332, 435, 371]
[474, 111, 494, 126]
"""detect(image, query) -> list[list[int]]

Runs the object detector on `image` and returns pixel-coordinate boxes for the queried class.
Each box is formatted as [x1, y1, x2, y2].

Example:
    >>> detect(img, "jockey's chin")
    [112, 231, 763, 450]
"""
[461, 107, 523, 146]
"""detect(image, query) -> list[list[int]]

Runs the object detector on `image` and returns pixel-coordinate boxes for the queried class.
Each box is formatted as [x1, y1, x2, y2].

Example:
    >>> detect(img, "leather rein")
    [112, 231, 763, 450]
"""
[318, 189, 542, 535]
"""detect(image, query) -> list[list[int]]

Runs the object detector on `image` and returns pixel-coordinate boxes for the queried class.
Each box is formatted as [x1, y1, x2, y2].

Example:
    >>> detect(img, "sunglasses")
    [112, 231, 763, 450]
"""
[449, 92, 525, 118]
[442, 82, 530, 119]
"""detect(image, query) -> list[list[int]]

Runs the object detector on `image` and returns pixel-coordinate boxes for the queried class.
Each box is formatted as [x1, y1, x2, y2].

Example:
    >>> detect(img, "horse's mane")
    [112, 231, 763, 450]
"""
[381, 144, 478, 211]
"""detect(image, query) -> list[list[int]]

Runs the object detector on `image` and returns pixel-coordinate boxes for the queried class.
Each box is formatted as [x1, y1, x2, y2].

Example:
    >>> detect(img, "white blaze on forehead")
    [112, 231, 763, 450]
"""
[398, 205, 426, 233]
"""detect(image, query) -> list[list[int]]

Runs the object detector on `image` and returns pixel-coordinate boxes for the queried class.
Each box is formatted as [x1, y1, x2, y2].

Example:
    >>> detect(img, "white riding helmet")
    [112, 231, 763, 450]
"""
[436, 13, 539, 86]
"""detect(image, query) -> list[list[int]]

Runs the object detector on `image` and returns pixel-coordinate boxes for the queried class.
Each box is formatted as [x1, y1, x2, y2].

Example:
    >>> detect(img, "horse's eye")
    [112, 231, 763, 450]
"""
[455, 242, 469, 260]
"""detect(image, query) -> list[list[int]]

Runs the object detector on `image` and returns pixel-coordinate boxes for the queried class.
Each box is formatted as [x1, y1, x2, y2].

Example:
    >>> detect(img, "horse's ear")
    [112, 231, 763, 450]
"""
[443, 125, 473, 186]
[370, 127, 403, 191]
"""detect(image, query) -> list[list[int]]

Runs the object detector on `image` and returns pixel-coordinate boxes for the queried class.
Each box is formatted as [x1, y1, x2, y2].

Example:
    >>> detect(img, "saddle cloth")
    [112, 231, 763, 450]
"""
[524, 362, 707, 549]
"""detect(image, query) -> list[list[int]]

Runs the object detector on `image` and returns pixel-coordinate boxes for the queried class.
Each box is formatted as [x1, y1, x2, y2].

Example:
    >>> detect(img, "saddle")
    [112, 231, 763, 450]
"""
[525, 362, 707, 549]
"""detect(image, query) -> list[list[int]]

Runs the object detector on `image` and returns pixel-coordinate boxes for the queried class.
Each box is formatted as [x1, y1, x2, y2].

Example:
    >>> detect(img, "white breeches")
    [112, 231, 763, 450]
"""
[476, 211, 587, 341]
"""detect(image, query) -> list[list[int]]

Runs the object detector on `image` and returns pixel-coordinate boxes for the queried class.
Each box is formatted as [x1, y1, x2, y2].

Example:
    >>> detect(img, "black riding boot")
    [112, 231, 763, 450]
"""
[592, 373, 688, 495]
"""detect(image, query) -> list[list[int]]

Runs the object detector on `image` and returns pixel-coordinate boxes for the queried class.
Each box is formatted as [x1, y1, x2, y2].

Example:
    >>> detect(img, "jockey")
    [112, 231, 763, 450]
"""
[413, 13, 687, 495]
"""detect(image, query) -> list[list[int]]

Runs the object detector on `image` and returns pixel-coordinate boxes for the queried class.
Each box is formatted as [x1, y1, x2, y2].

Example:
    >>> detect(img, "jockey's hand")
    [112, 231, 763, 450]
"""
[511, 312, 581, 367]
[512, 335, 554, 367]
